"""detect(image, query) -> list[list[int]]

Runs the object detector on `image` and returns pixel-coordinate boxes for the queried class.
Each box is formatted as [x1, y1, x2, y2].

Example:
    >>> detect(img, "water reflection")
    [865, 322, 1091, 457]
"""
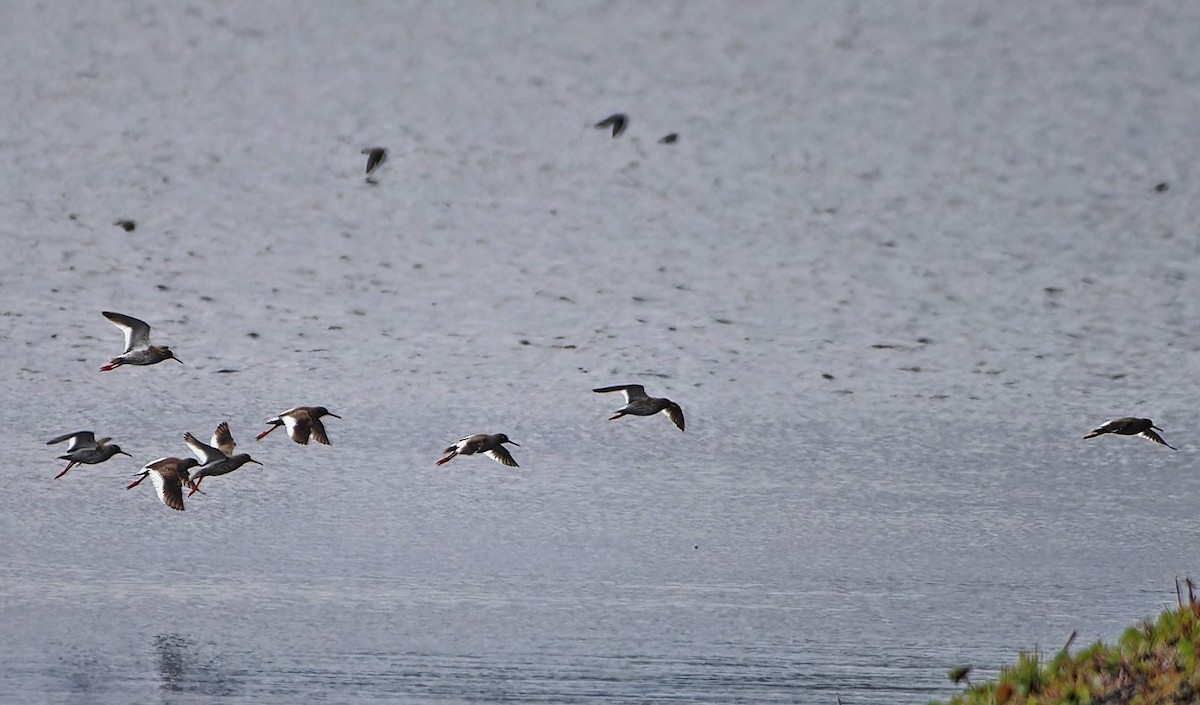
[152, 634, 238, 698]
[153, 634, 189, 692]
[55, 649, 106, 705]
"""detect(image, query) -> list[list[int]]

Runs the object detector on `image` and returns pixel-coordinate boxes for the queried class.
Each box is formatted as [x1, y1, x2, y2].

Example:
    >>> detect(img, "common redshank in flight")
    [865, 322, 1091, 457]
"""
[46, 431, 131, 479]
[592, 384, 685, 431]
[1084, 417, 1176, 449]
[436, 433, 520, 467]
[99, 311, 182, 371]
[127, 456, 200, 511]
[256, 407, 341, 445]
[184, 428, 262, 496]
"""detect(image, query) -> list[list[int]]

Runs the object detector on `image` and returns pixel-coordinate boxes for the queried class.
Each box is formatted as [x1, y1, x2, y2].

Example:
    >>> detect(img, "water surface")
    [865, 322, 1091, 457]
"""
[2, 2, 1200, 703]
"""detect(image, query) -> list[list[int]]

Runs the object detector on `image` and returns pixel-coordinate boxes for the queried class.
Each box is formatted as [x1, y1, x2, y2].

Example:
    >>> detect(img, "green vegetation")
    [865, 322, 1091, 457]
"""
[935, 581, 1200, 705]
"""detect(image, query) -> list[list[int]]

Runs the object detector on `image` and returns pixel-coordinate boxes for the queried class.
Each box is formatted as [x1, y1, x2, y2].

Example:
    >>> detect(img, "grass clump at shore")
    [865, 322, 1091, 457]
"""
[935, 580, 1200, 705]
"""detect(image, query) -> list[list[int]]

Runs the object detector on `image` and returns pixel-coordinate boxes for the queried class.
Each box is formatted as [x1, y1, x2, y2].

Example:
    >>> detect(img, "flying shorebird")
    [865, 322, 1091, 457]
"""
[99, 311, 182, 371]
[593, 384, 685, 431]
[436, 433, 520, 467]
[46, 431, 132, 479]
[1084, 417, 1176, 449]
[361, 147, 387, 178]
[256, 406, 341, 445]
[184, 429, 262, 496]
[594, 113, 628, 137]
[126, 456, 200, 511]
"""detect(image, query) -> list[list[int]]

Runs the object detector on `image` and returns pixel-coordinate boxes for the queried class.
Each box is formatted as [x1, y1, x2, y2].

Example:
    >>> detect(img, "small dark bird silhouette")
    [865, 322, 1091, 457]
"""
[659, 133, 678, 144]
[1084, 417, 1176, 449]
[594, 113, 628, 137]
[361, 147, 387, 179]
[114, 219, 137, 232]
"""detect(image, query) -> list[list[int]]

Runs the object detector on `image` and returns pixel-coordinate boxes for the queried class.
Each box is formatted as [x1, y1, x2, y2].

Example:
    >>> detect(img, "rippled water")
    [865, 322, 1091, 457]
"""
[3, 2, 1200, 703]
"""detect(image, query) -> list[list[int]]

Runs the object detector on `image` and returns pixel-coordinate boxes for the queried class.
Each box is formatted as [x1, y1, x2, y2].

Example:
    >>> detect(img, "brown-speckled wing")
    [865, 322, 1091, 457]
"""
[211, 422, 236, 457]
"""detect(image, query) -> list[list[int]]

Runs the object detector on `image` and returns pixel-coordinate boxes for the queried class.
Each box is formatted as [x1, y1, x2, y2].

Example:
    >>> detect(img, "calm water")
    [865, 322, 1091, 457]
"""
[3, 2, 1200, 703]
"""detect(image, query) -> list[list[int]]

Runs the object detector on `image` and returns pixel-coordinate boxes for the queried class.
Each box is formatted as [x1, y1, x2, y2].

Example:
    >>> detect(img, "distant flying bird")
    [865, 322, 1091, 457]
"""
[126, 457, 200, 511]
[594, 113, 628, 137]
[183, 430, 262, 495]
[46, 431, 131, 479]
[593, 384, 685, 431]
[1084, 417, 1176, 449]
[658, 133, 678, 144]
[99, 311, 182, 371]
[437, 433, 520, 467]
[256, 406, 341, 445]
[361, 147, 387, 180]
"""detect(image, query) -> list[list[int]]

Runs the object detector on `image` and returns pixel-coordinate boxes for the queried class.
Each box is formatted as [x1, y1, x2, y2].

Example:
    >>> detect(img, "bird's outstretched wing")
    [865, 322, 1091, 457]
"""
[486, 446, 519, 467]
[1139, 429, 1177, 450]
[150, 468, 186, 511]
[592, 384, 648, 403]
[211, 422, 236, 457]
[184, 432, 225, 465]
[47, 431, 98, 452]
[663, 404, 686, 432]
[102, 311, 152, 352]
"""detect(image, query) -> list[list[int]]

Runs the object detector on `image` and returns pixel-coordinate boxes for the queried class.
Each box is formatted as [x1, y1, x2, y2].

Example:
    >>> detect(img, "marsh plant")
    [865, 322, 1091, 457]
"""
[935, 579, 1200, 705]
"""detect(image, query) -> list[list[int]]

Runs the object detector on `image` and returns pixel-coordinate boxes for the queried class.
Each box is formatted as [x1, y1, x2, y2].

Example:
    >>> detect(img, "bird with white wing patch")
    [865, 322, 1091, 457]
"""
[436, 434, 521, 468]
[592, 384, 685, 431]
[98, 311, 182, 371]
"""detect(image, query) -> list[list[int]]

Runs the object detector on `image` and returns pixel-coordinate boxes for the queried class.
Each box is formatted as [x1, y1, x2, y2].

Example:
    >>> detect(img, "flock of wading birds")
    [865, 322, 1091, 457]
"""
[51, 127, 1177, 510]
[47, 312, 688, 512]
[51, 120, 684, 511]
[51, 311, 1176, 513]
